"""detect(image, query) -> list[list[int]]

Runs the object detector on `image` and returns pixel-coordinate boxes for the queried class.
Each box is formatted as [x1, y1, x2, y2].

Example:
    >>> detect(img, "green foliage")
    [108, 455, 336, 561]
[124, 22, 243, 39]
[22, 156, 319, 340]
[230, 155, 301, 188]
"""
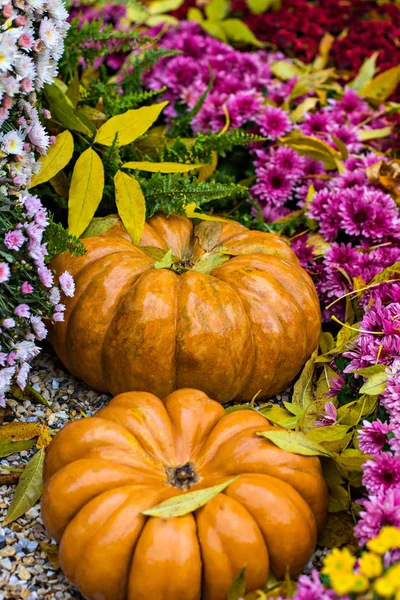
[139, 172, 248, 219]
[163, 130, 267, 164]
[43, 218, 86, 262]
[59, 18, 143, 82]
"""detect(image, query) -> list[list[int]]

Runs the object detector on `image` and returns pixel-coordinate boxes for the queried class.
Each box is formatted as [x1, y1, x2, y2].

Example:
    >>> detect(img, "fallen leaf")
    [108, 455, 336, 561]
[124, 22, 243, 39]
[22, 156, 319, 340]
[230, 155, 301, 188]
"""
[2, 448, 45, 526]
[0, 439, 36, 458]
[318, 512, 358, 549]
[256, 430, 332, 457]
[359, 372, 388, 395]
[39, 542, 60, 569]
[0, 472, 20, 485]
[0, 421, 41, 442]
[142, 478, 237, 518]
[292, 351, 317, 409]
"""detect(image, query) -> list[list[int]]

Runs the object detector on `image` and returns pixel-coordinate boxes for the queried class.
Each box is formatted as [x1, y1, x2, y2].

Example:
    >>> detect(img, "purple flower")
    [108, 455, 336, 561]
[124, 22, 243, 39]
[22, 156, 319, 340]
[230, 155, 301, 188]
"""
[14, 304, 30, 318]
[59, 271, 75, 297]
[30, 316, 47, 341]
[53, 311, 64, 322]
[16, 361, 30, 389]
[271, 146, 304, 178]
[0, 262, 11, 283]
[316, 401, 337, 426]
[301, 111, 331, 136]
[2, 318, 15, 329]
[358, 420, 393, 456]
[251, 164, 295, 206]
[38, 265, 54, 288]
[362, 453, 400, 494]
[256, 105, 292, 139]
[21, 281, 33, 294]
[4, 229, 25, 250]
[339, 187, 400, 240]
[355, 489, 400, 545]
[225, 90, 263, 128]
[22, 193, 42, 217]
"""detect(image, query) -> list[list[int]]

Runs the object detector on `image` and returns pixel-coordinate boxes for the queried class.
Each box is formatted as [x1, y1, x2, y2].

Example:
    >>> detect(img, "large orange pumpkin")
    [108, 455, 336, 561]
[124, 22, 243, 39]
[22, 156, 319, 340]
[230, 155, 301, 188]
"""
[50, 214, 320, 402]
[42, 389, 328, 600]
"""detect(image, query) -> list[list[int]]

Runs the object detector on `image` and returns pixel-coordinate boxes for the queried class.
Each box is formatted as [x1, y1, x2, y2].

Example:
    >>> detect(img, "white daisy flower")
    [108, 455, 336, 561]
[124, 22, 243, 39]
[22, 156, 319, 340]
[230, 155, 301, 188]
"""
[1, 129, 25, 154]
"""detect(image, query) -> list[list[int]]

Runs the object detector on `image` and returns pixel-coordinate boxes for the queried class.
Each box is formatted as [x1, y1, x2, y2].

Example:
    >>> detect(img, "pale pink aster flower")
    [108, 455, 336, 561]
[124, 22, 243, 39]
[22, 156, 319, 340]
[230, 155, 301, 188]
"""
[38, 266, 54, 288]
[53, 311, 64, 322]
[1, 129, 24, 154]
[21, 281, 33, 294]
[17, 362, 30, 389]
[30, 316, 47, 340]
[0, 366, 16, 395]
[55, 303, 65, 312]
[0, 262, 11, 283]
[59, 271, 75, 297]
[2, 318, 15, 329]
[14, 341, 39, 362]
[358, 420, 392, 456]
[4, 229, 25, 250]
[0, 353, 6, 367]
[14, 304, 30, 318]
[6, 352, 16, 366]
[28, 122, 50, 154]
[49, 287, 60, 305]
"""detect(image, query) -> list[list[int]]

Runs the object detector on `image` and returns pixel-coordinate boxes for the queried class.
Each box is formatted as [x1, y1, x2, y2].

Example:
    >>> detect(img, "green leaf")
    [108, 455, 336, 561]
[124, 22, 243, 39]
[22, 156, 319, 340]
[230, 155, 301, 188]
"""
[290, 97, 319, 123]
[43, 84, 92, 136]
[248, 0, 280, 14]
[147, 0, 184, 15]
[205, 0, 229, 21]
[361, 65, 400, 102]
[256, 430, 332, 457]
[227, 567, 247, 600]
[350, 364, 387, 377]
[359, 372, 388, 396]
[359, 127, 392, 141]
[29, 131, 74, 188]
[2, 449, 45, 526]
[270, 61, 303, 81]
[122, 161, 205, 173]
[349, 52, 379, 93]
[142, 478, 238, 517]
[154, 248, 174, 269]
[81, 215, 119, 239]
[221, 18, 265, 47]
[292, 351, 316, 408]
[307, 425, 350, 444]
[258, 404, 299, 429]
[114, 171, 146, 245]
[68, 148, 105, 238]
[192, 251, 231, 274]
[0, 439, 36, 458]
[94, 101, 169, 146]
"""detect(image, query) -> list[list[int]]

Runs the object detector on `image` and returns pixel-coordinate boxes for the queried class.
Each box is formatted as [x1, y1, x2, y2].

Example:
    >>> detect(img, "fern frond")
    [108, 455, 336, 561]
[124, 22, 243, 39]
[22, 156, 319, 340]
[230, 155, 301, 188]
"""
[43, 218, 86, 262]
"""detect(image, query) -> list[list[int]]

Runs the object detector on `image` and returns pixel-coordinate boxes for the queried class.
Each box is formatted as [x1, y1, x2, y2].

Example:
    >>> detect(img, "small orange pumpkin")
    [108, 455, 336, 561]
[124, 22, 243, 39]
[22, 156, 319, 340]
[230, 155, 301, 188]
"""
[50, 214, 320, 403]
[42, 389, 328, 600]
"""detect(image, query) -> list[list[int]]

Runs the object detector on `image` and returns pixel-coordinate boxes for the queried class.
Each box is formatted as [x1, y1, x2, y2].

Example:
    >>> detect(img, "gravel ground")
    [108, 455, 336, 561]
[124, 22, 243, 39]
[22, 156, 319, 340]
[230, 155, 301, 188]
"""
[0, 351, 328, 600]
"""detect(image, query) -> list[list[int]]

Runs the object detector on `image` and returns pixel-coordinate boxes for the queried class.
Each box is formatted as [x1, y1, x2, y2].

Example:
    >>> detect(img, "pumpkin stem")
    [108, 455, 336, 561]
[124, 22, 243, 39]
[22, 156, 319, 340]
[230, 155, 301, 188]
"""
[165, 462, 200, 490]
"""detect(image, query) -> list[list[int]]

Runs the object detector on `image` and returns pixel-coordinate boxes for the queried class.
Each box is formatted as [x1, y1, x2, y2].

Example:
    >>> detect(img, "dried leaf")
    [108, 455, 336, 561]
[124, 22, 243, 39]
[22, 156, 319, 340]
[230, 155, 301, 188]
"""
[318, 512, 358, 549]
[68, 148, 104, 238]
[39, 542, 59, 569]
[2, 448, 45, 526]
[194, 221, 223, 252]
[142, 478, 238, 517]
[36, 425, 52, 449]
[0, 472, 20, 485]
[258, 404, 299, 429]
[122, 161, 205, 173]
[9, 384, 51, 408]
[334, 449, 367, 486]
[256, 430, 332, 457]
[292, 351, 317, 408]
[94, 102, 168, 146]
[359, 372, 388, 395]
[0, 422, 42, 442]
[0, 439, 36, 458]
[114, 171, 146, 245]
[328, 484, 350, 512]
[29, 131, 74, 188]
[185, 204, 232, 223]
[228, 567, 247, 600]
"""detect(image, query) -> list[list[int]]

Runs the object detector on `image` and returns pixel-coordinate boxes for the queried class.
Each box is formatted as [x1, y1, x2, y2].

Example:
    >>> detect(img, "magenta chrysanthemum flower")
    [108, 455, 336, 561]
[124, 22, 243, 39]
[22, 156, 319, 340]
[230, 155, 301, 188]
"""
[256, 105, 292, 139]
[316, 401, 337, 426]
[358, 420, 393, 456]
[21, 281, 34, 294]
[362, 453, 400, 494]
[294, 570, 335, 600]
[326, 371, 346, 397]
[251, 164, 295, 205]
[355, 489, 400, 545]
[291, 235, 315, 267]
[339, 187, 400, 240]
[271, 146, 304, 178]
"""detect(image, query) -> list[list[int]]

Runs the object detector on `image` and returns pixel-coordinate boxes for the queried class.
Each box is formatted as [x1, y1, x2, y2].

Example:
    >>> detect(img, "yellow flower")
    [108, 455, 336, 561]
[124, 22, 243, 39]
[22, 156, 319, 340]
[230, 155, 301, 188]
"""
[375, 575, 396, 597]
[329, 572, 358, 595]
[368, 526, 400, 555]
[322, 547, 356, 578]
[359, 552, 383, 578]
[386, 563, 400, 587]
[351, 573, 369, 593]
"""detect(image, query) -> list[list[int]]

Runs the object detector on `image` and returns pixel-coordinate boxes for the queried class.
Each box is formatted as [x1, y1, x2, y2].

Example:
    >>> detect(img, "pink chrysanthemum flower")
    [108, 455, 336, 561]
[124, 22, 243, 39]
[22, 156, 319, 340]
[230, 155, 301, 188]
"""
[316, 401, 337, 426]
[355, 489, 400, 545]
[59, 270, 75, 297]
[256, 105, 292, 139]
[358, 420, 393, 456]
[362, 453, 400, 494]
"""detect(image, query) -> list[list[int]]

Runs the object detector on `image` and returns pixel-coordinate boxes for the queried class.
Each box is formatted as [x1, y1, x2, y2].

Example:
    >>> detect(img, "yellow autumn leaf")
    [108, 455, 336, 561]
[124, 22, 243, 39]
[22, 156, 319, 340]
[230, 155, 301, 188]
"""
[29, 131, 74, 188]
[114, 170, 146, 244]
[94, 101, 169, 146]
[122, 161, 205, 173]
[361, 65, 400, 102]
[68, 148, 104, 238]
[185, 203, 232, 223]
